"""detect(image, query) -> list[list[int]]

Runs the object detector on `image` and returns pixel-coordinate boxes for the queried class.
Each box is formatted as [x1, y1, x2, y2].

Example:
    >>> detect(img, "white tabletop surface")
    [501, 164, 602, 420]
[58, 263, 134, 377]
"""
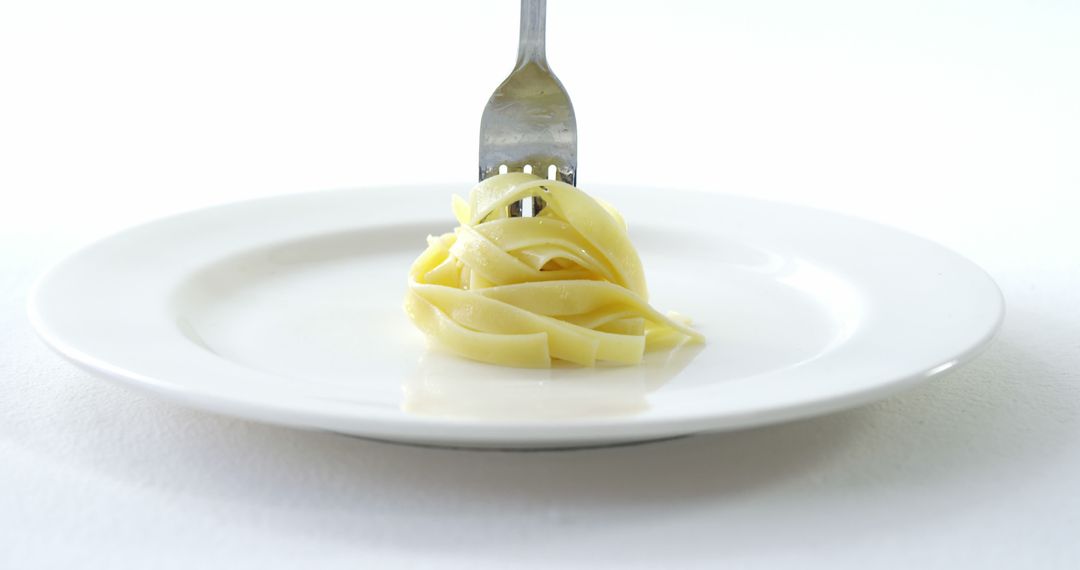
[3, 0, 1078, 567]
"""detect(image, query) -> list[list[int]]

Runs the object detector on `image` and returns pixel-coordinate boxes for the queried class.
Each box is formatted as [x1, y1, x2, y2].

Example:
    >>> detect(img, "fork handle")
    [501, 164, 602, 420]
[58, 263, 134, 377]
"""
[516, 0, 547, 67]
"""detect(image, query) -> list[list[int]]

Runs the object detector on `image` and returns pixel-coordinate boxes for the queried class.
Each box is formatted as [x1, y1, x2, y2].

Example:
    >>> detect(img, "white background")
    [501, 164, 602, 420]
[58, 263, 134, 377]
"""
[2, 0, 1079, 567]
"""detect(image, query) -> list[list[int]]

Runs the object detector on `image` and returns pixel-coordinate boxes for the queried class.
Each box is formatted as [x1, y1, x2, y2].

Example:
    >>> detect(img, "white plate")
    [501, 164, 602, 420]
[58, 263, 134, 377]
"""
[29, 185, 1003, 449]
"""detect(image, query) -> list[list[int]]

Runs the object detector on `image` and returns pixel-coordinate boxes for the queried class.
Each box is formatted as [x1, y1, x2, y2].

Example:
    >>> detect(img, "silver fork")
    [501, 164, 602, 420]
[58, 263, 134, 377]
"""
[479, 0, 577, 216]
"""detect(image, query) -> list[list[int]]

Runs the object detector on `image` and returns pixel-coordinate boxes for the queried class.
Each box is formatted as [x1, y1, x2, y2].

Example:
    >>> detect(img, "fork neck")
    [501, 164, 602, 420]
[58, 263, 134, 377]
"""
[515, 0, 547, 67]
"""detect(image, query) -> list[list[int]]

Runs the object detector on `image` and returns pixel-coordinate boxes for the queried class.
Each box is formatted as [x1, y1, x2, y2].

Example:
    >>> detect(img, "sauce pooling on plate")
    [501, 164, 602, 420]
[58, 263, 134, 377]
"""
[404, 173, 704, 368]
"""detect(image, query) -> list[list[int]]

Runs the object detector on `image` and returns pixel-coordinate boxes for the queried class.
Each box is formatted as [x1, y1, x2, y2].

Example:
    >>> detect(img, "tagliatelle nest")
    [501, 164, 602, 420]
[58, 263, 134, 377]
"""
[404, 172, 704, 368]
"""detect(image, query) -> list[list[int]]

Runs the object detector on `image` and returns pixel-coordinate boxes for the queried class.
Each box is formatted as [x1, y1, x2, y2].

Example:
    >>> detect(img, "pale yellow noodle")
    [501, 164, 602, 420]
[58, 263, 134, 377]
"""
[404, 172, 704, 368]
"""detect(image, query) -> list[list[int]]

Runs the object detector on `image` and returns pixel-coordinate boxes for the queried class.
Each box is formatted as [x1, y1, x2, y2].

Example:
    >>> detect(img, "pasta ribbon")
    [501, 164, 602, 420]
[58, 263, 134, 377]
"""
[405, 173, 704, 368]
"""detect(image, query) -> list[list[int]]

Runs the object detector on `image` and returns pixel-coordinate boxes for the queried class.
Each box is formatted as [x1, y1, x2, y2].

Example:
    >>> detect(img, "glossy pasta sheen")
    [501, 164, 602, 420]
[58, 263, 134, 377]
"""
[404, 173, 705, 368]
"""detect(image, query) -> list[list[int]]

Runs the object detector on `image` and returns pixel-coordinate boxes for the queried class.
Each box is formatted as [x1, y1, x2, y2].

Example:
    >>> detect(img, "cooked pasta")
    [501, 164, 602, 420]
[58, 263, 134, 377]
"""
[404, 172, 704, 368]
